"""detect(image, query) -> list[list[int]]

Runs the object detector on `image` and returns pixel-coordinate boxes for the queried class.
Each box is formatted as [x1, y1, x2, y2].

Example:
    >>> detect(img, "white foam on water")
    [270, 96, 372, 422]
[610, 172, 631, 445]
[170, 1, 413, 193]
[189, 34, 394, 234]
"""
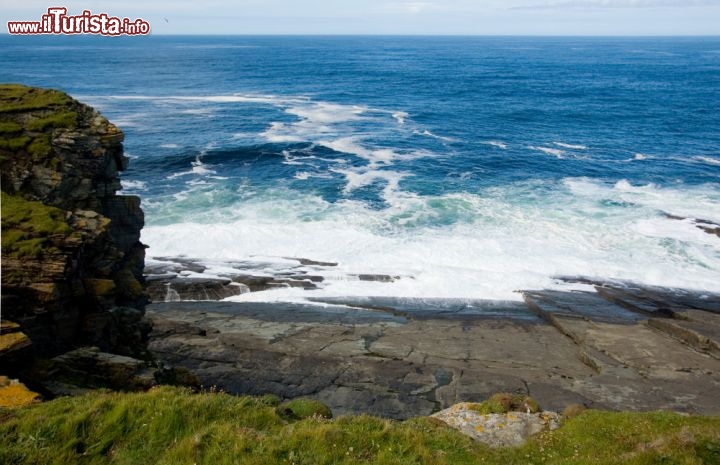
[566, 178, 720, 224]
[320, 137, 433, 167]
[281, 150, 306, 165]
[417, 129, 455, 142]
[633, 217, 720, 248]
[286, 102, 366, 124]
[181, 108, 214, 116]
[316, 135, 432, 200]
[331, 168, 409, 196]
[252, 96, 440, 196]
[261, 123, 305, 143]
[633, 153, 648, 161]
[628, 49, 678, 57]
[319, 137, 395, 166]
[167, 155, 217, 179]
[280, 150, 340, 168]
[232, 132, 254, 139]
[392, 111, 409, 124]
[529, 146, 565, 158]
[160, 143, 179, 149]
[142, 178, 720, 301]
[261, 122, 306, 143]
[173, 44, 260, 50]
[553, 142, 588, 150]
[120, 180, 147, 191]
[483, 141, 508, 150]
[98, 92, 437, 196]
[611, 179, 720, 223]
[694, 155, 720, 166]
[102, 94, 308, 106]
[111, 118, 140, 128]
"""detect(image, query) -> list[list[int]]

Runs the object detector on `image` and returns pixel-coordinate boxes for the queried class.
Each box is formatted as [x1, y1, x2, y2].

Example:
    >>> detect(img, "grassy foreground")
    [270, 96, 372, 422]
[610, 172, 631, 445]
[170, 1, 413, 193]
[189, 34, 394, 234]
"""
[1, 386, 719, 465]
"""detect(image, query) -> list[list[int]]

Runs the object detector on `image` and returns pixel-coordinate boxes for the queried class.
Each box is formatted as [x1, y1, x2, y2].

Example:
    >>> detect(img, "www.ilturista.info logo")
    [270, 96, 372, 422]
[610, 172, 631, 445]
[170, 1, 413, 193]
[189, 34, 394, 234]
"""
[7, 7, 151, 36]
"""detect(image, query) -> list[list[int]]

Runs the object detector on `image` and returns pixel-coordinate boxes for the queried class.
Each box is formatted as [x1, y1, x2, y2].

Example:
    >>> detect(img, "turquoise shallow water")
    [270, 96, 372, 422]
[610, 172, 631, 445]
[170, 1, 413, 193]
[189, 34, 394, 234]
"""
[2, 35, 719, 299]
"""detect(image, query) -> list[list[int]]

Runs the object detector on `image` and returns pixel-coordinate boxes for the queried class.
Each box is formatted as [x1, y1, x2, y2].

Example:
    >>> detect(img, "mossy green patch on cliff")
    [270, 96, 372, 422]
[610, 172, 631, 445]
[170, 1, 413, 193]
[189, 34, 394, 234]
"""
[112, 269, 145, 301]
[0, 85, 79, 164]
[26, 134, 52, 158]
[0, 84, 73, 113]
[1, 191, 71, 259]
[1, 387, 719, 465]
[0, 135, 31, 151]
[0, 121, 22, 134]
[27, 111, 77, 131]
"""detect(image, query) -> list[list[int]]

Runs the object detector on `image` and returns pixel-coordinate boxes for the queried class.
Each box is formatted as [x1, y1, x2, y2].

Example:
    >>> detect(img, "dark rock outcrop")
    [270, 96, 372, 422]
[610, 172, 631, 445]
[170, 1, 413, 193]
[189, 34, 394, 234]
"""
[148, 282, 720, 419]
[0, 84, 149, 363]
[143, 256, 405, 302]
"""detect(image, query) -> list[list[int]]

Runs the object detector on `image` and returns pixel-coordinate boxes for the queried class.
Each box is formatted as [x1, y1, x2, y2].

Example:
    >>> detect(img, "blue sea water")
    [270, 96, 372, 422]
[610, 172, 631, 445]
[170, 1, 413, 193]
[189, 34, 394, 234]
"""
[2, 35, 719, 299]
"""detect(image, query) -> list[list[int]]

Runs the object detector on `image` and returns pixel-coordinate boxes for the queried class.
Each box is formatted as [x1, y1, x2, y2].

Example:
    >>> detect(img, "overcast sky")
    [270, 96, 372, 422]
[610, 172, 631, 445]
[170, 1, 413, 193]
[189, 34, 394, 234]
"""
[3, 0, 720, 35]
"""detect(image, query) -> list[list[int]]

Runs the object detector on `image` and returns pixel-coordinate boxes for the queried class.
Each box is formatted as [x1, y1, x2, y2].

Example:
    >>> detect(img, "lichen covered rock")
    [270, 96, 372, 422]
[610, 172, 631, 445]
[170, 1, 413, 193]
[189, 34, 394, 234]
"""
[431, 402, 560, 447]
[0, 376, 40, 408]
[0, 84, 149, 361]
[0, 321, 33, 372]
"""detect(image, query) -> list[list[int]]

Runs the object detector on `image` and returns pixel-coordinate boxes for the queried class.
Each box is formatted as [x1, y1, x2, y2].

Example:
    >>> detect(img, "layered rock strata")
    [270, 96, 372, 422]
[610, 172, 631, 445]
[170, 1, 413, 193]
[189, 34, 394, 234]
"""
[1, 84, 149, 365]
[148, 280, 720, 419]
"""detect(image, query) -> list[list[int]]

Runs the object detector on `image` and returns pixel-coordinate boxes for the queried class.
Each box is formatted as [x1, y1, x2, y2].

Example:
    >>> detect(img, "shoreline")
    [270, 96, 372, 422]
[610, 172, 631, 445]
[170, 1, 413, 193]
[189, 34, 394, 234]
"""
[145, 262, 720, 419]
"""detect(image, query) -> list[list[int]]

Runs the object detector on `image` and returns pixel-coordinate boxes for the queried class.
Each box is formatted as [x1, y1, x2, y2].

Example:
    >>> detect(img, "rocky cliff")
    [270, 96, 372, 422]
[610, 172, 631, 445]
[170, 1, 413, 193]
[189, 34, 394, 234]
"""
[0, 84, 149, 367]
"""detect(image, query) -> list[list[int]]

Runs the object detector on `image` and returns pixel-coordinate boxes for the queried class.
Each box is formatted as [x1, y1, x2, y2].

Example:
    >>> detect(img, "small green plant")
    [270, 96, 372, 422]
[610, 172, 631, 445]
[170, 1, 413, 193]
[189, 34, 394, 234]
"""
[470, 393, 541, 414]
[259, 394, 281, 406]
[276, 398, 333, 421]
[562, 403, 588, 420]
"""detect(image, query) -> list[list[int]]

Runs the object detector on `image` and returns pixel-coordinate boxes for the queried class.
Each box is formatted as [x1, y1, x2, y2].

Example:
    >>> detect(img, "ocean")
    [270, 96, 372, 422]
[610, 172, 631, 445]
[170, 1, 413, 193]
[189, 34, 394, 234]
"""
[2, 35, 719, 301]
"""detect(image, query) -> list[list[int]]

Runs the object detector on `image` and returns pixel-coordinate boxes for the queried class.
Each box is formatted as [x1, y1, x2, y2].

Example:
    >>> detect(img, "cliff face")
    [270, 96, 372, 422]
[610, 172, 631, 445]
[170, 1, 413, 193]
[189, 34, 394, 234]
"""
[0, 84, 149, 361]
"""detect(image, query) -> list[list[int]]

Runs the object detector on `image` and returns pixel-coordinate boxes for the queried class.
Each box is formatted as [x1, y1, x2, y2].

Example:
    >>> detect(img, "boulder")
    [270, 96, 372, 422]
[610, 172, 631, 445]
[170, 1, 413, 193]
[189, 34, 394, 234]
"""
[0, 321, 33, 372]
[49, 346, 154, 392]
[431, 403, 560, 447]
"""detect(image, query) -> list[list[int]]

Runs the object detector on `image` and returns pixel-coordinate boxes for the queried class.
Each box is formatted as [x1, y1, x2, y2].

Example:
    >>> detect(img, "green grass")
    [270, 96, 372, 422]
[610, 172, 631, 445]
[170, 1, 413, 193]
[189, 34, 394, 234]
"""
[0, 121, 22, 134]
[26, 134, 52, 157]
[0, 135, 31, 151]
[0, 386, 718, 465]
[1, 191, 72, 259]
[0, 84, 72, 113]
[276, 398, 333, 421]
[0, 85, 79, 162]
[26, 111, 77, 131]
[469, 392, 541, 414]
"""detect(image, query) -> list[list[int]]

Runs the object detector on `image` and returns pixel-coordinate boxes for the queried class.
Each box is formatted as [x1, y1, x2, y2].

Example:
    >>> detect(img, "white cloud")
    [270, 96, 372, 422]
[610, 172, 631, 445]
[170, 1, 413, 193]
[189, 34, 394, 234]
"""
[382, 2, 442, 14]
[512, 0, 720, 9]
